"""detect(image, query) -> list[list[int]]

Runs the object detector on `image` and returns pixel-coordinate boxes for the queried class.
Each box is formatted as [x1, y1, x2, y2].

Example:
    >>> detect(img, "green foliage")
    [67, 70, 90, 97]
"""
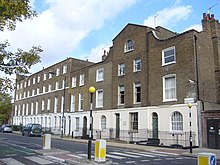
[0, 0, 37, 31]
[0, 0, 42, 92]
[0, 92, 12, 124]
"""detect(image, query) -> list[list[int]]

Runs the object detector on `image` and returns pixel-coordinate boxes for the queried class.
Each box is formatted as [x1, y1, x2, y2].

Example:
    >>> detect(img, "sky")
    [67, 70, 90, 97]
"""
[0, 0, 220, 74]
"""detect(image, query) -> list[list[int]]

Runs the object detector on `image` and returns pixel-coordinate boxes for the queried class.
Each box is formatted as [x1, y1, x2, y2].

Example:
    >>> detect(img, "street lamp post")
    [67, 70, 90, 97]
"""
[88, 86, 96, 160]
[187, 103, 193, 153]
[61, 75, 66, 138]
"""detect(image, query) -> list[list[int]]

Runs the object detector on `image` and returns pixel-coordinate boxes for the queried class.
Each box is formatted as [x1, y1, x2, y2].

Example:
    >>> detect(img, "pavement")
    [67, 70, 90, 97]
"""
[34, 134, 220, 165]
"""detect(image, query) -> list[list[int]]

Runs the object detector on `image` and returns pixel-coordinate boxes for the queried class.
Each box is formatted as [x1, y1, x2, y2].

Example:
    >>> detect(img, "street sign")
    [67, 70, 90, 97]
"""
[184, 98, 195, 104]
[210, 155, 216, 165]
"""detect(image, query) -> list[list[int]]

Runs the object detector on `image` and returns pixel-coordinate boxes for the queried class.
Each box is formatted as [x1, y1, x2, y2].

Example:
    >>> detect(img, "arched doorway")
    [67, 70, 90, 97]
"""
[83, 116, 87, 138]
[152, 112, 158, 139]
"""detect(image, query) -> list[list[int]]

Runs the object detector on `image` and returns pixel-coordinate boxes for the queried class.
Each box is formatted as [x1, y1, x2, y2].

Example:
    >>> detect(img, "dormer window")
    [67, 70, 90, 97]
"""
[124, 39, 134, 53]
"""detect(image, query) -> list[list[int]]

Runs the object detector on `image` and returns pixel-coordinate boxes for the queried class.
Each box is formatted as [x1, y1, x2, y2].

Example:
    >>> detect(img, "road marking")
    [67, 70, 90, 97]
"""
[0, 157, 25, 165]
[165, 158, 175, 160]
[107, 154, 125, 159]
[141, 159, 150, 162]
[25, 156, 54, 164]
[140, 151, 172, 157]
[109, 152, 140, 158]
[125, 161, 136, 164]
[47, 156, 66, 162]
[154, 158, 162, 161]
[124, 151, 156, 157]
[5, 154, 17, 157]
[151, 150, 179, 156]
[67, 154, 83, 159]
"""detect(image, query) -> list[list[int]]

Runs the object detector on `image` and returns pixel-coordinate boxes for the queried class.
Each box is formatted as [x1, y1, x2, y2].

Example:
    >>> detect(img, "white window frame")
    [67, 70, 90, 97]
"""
[56, 68, 60, 76]
[134, 82, 141, 104]
[79, 74, 84, 86]
[171, 111, 183, 132]
[56, 81, 59, 90]
[33, 77, 36, 85]
[96, 68, 104, 82]
[79, 93, 84, 111]
[47, 98, 50, 111]
[72, 77, 76, 88]
[49, 72, 53, 79]
[54, 97, 58, 113]
[37, 88, 40, 94]
[31, 102, 34, 115]
[37, 75, 40, 83]
[96, 89, 103, 108]
[76, 117, 79, 131]
[118, 85, 125, 105]
[26, 103, 29, 115]
[48, 84, 52, 92]
[22, 104, 25, 115]
[43, 73, 47, 81]
[124, 39, 134, 52]
[70, 95, 75, 112]
[163, 74, 177, 102]
[63, 65, 67, 74]
[134, 58, 141, 72]
[118, 63, 125, 76]
[43, 86, 46, 93]
[20, 82, 23, 89]
[28, 79, 31, 86]
[101, 115, 106, 130]
[61, 96, 64, 113]
[162, 46, 176, 66]
[130, 112, 138, 131]
[42, 99, 45, 111]
[36, 101, 38, 114]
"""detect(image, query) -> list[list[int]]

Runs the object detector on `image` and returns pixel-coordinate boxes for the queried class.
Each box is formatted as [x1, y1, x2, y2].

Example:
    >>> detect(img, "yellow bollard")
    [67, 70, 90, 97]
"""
[197, 153, 216, 165]
[95, 139, 106, 162]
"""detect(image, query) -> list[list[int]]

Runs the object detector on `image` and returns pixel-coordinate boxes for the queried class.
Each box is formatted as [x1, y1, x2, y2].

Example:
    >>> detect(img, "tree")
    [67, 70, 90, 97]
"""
[0, 92, 12, 124]
[0, 0, 42, 92]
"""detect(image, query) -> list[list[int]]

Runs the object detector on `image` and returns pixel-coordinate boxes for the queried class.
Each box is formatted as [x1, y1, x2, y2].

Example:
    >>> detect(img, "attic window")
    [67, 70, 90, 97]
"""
[124, 39, 134, 53]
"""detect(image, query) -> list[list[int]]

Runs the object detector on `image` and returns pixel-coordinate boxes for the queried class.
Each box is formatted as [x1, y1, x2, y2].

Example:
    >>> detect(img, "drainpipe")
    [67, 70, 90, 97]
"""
[194, 35, 203, 147]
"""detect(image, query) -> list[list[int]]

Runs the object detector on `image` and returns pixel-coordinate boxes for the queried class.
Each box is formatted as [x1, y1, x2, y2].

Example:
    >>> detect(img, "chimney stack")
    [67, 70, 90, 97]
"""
[102, 50, 107, 61]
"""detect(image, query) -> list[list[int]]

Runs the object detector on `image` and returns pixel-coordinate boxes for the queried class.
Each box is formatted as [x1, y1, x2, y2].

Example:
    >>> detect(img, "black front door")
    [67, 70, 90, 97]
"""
[207, 119, 220, 149]
[115, 113, 120, 139]
[83, 116, 87, 138]
[152, 112, 158, 139]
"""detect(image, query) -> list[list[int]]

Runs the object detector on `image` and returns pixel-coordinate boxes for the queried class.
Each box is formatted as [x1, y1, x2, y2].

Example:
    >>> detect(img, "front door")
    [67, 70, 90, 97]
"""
[207, 119, 220, 149]
[68, 116, 71, 135]
[152, 112, 158, 139]
[115, 113, 120, 139]
[83, 116, 87, 138]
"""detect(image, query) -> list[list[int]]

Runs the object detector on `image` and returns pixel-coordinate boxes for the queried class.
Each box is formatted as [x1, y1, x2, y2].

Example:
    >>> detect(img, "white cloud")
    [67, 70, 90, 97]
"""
[82, 44, 110, 63]
[0, 0, 136, 73]
[183, 24, 202, 32]
[143, 5, 192, 29]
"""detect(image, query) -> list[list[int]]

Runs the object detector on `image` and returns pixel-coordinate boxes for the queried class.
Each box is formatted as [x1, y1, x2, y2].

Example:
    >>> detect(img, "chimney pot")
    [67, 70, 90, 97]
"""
[203, 13, 207, 20]
[207, 13, 211, 20]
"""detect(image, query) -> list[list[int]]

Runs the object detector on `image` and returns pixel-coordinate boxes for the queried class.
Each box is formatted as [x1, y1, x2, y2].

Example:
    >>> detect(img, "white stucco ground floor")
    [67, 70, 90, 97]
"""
[13, 103, 199, 148]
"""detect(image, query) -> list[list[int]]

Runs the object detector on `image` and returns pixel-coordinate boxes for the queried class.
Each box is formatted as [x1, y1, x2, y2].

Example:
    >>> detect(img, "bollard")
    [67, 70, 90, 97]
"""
[43, 134, 51, 150]
[72, 131, 73, 139]
[95, 139, 106, 162]
[197, 153, 216, 165]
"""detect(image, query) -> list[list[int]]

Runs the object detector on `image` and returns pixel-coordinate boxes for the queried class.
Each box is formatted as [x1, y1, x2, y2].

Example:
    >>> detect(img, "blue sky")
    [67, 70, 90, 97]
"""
[0, 0, 219, 74]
